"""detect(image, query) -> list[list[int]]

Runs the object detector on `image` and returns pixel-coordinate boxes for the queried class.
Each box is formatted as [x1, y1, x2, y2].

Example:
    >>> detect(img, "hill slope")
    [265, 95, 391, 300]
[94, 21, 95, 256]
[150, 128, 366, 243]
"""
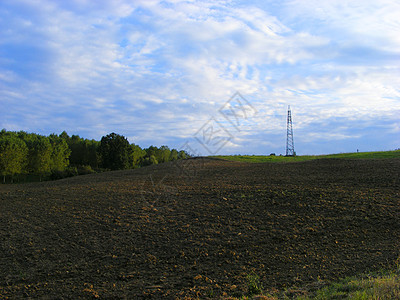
[216, 149, 400, 163]
[0, 158, 399, 298]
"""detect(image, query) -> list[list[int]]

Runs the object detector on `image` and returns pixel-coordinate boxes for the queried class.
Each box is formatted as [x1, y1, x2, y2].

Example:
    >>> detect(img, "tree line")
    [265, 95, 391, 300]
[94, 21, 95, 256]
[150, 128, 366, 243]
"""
[0, 130, 189, 183]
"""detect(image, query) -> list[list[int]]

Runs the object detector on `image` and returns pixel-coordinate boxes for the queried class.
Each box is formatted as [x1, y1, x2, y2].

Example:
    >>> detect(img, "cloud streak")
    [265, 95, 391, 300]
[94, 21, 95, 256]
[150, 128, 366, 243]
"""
[0, 0, 399, 155]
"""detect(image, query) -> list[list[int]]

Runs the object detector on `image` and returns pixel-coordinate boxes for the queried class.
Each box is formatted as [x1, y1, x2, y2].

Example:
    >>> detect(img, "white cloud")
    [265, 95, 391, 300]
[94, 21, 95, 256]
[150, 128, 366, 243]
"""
[283, 0, 400, 49]
[0, 0, 399, 154]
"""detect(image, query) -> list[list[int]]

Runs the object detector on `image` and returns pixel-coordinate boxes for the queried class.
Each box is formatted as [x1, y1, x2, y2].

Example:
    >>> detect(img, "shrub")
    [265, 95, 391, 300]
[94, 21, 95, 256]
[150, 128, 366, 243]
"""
[247, 273, 264, 297]
[50, 166, 78, 180]
[78, 165, 95, 175]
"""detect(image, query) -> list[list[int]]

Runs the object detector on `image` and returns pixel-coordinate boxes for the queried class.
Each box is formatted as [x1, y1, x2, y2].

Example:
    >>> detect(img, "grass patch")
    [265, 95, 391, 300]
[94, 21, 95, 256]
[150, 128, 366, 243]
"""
[246, 273, 264, 297]
[301, 270, 400, 299]
[214, 150, 400, 164]
[229, 268, 400, 299]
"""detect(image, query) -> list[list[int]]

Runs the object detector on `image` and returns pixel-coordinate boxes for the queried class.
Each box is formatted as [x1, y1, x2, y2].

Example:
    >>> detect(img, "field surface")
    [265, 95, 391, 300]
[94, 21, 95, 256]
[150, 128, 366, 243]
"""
[0, 157, 399, 298]
[216, 149, 400, 163]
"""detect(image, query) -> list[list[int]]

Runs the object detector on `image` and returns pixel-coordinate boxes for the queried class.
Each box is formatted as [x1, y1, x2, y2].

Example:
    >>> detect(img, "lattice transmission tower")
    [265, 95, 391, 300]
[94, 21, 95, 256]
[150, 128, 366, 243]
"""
[286, 105, 295, 156]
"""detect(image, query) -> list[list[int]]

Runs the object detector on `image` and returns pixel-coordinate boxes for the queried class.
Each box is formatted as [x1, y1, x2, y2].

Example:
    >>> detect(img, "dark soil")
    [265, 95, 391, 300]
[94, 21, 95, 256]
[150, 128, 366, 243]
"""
[0, 158, 399, 299]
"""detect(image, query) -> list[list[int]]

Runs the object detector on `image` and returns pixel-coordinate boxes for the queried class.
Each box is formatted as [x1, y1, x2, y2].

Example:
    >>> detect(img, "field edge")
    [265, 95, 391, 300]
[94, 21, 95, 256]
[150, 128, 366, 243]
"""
[213, 150, 400, 164]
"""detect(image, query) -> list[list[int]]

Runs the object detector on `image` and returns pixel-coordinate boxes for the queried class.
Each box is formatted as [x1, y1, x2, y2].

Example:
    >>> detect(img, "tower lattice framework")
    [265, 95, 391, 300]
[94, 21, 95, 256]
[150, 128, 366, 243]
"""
[286, 105, 295, 156]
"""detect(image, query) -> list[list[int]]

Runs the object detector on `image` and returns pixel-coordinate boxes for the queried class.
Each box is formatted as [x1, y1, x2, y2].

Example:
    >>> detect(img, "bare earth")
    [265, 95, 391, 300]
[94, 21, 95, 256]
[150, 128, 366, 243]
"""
[0, 158, 399, 299]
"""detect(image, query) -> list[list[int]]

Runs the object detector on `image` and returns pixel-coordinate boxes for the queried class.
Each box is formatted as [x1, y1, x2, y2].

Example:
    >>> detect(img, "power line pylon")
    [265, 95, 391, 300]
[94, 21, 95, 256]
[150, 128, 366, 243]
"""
[286, 105, 295, 156]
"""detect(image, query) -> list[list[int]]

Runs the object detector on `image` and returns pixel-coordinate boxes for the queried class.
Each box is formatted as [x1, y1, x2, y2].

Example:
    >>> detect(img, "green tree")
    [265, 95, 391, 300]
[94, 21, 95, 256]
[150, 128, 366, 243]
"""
[142, 146, 161, 166]
[67, 134, 84, 166]
[129, 143, 146, 168]
[141, 154, 158, 166]
[25, 134, 52, 180]
[178, 150, 188, 159]
[0, 128, 7, 137]
[159, 145, 171, 163]
[145, 146, 159, 160]
[170, 149, 178, 161]
[0, 135, 28, 183]
[49, 134, 71, 171]
[149, 155, 158, 165]
[85, 139, 100, 168]
[99, 133, 131, 170]
[64, 134, 100, 168]
[59, 130, 69, 141]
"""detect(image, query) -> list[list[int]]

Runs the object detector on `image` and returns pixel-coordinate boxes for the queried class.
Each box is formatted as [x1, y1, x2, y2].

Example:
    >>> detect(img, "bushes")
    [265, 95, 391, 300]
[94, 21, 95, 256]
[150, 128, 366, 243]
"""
[50, 167, 78, 180]
[247, 273, 264, 297]
[50, 165, 95, 180]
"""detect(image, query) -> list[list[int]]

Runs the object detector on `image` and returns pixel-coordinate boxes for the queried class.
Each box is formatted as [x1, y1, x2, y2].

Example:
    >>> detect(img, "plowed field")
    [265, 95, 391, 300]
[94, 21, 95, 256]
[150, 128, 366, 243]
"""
[1, 158, 399, 298]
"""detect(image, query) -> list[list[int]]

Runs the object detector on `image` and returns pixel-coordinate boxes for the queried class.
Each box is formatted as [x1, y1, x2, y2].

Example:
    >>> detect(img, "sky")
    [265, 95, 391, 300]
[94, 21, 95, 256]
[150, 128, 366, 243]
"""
[1, 0, 399, 156]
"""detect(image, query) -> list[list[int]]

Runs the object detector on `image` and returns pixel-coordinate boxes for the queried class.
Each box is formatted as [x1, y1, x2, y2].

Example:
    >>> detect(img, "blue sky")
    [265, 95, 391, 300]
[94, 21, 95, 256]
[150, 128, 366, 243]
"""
[1, 0, 399, 155]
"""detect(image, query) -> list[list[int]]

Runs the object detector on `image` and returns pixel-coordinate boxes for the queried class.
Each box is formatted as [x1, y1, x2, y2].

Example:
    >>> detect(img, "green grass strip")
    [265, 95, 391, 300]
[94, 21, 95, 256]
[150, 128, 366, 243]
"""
[213, 150, 400, 163]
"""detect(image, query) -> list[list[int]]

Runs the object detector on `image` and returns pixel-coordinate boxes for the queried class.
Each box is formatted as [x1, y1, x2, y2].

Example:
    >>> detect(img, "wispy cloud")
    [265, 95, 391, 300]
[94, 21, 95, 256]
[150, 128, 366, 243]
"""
[0, 0, 399, 154]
